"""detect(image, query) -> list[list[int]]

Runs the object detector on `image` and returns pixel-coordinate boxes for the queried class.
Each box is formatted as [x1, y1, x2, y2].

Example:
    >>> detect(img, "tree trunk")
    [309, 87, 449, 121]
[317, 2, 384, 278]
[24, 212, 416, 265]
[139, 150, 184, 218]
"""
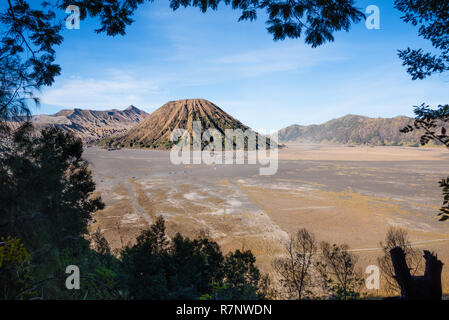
[390, 246, 443, 300]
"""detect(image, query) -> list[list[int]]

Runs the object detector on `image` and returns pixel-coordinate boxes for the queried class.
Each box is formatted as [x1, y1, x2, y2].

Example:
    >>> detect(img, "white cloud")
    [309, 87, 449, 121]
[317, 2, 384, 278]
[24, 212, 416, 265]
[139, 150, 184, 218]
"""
[40, 69, 166, 110]
[147, 44, 349, 89]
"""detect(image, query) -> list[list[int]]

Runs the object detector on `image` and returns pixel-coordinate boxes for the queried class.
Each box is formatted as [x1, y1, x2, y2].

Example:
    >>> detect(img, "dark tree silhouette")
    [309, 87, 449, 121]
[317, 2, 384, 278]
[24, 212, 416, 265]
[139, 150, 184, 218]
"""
[377, 228, 422, 294]
[390, 246, 443, 300]
[0, 124, 124, 299]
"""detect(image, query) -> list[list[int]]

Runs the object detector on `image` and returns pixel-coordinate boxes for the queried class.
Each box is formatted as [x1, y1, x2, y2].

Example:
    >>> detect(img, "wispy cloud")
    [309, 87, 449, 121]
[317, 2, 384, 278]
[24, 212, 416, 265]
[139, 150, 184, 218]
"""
[211, 45, 347, 76]
[40, 69, 166, 110]
[151, 44, 349, 88]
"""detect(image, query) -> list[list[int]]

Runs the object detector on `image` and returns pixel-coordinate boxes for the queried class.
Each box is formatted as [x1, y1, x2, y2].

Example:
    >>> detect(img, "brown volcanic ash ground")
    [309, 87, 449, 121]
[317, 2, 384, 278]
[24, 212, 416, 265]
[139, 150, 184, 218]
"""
[84, 144, 449, 295]
[103, 99, 250, 149]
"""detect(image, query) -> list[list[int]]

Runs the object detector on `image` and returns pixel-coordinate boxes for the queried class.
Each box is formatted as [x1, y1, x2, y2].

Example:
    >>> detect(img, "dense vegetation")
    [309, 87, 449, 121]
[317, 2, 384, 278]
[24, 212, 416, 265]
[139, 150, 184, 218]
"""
[0, 124, 110, 299]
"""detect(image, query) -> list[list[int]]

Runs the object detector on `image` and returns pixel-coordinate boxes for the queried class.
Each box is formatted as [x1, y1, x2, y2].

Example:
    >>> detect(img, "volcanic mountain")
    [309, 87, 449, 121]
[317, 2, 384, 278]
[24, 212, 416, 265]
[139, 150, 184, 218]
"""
[101, 99, 260, 149]
[32, 106, 148, 143]
[278, 114, 423, 146]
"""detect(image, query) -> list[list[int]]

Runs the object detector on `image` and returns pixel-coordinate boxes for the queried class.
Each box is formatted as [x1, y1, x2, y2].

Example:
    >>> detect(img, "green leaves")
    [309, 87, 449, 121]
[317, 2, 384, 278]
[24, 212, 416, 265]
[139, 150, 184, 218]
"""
[395, 0, 449, 80]
[167, 0, 364, 45]
[263, 0, 365, 45]
[0, 0, 63, 120]
[438, 177, 449, 221]
[0, 236, 34, 300]
[398, 48, 447, 80]
[0, 125, 118, 299]
[119, 216, 263, 300]
[400, 104, 449, 147]
[391, 2, 449, 222]
[400, 104, 449, 221]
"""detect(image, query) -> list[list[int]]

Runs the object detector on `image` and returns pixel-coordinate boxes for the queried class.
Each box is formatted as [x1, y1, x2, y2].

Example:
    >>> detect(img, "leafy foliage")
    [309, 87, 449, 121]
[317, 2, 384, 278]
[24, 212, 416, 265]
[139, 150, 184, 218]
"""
[168, 0, 365, 46]
[0, 125, 104, 249]
[394, 0, 449, 80]
[0, 236, 33, 299]
[262, 0, 365, 45]
[400, 104, 449, 220]
[0, 0, 63, 131]
[221, 249, 262, 299]
[438, 177, 449, 221]
[0, 124, 122, 299]
[119, 216, 264, 300]
[395, 0, 449, 221]
[400, 104, 449, 147]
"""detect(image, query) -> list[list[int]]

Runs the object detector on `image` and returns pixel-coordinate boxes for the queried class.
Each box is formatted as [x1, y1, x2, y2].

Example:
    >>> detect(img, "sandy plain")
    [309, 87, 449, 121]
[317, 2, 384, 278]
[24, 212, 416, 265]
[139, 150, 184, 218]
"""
[83, 143, 449, 294]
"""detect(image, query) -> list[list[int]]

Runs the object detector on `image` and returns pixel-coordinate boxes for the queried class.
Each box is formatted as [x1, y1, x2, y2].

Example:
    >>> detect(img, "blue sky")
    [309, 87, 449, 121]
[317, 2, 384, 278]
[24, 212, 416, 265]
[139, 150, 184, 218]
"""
[36, 0, 449, 130]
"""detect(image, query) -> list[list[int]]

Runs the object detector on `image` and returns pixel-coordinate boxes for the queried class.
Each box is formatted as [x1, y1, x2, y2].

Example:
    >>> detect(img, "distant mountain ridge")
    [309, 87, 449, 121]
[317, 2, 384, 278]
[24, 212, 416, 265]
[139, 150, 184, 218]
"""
[101, 99, 263, 149]
[32, 106, 148, 143]
[278, 114, 423, 146]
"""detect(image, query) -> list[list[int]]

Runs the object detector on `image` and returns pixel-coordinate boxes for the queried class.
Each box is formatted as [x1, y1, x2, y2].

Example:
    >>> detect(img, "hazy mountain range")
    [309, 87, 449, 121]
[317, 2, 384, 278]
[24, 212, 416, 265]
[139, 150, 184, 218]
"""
[277, 114, 422, 146]
[31, 106, 148, 143]
[29, 101, 423, 148]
